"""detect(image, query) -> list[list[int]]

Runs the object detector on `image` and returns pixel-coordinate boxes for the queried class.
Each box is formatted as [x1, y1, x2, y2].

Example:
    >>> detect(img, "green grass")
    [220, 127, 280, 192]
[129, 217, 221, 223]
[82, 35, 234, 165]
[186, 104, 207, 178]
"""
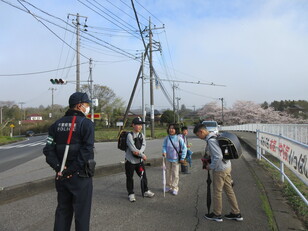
[258, 157, 308, 228]
[94, 127, 168, 142]
[0, 136, 24, 145]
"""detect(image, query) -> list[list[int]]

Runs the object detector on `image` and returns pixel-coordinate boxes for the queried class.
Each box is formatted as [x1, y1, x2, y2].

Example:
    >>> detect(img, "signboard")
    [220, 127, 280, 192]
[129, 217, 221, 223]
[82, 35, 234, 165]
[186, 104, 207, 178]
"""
[259, 132, 308, 186]
[86, 113, 101, 120]
[116, 122, 123, 127]
[10, 124, 15, 128]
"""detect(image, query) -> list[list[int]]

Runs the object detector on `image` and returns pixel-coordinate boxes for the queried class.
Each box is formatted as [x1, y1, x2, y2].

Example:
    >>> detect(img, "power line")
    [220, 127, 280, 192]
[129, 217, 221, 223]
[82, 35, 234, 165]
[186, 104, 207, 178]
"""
[134, 0, 164, 25]
[77, 0, 141, 41]
[0, 62, 87, 77]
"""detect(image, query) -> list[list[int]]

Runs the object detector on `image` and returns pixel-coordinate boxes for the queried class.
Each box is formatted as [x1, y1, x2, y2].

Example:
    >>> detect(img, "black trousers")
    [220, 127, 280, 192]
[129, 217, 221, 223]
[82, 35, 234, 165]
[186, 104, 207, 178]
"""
[125, 160, 148, 195]
[54, 174, 93, 231]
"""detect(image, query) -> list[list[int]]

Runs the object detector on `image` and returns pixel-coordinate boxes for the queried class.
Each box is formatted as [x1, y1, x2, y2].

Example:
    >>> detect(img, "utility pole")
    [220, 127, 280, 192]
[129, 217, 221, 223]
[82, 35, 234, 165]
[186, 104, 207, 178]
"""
[69, 13, 87, 92]
[141, 53, 146, 137]
[176, 97, 181, 123]
[89, 58, 94, 122]
[172, 83, 176, 123]
[18, 102, 25, 121]
[0, 107, 3, 124]
[219, 98, 224, 125]
[149, 17, 155, 138]
[48, 87, 57, 110]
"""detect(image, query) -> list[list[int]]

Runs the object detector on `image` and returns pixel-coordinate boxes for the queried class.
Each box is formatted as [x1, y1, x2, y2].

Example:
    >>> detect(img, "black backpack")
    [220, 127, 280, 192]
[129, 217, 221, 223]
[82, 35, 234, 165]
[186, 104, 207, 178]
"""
[117, 131, 143, 152]
[209, 132, 242, 159]
[118, 131, 129, 151]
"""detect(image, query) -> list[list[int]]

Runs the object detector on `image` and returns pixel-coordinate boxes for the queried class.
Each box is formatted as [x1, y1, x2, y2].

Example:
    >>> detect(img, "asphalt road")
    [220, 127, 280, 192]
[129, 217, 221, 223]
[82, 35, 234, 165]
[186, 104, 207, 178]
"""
[0, 155, 270, 231]
[0, 136, 46, 173]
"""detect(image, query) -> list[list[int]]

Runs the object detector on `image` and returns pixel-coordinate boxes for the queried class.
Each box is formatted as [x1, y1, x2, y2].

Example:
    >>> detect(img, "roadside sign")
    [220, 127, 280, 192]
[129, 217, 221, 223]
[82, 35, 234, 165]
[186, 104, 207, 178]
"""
[10, 124, 15, 128]
[86, 113, 101, 120]
[116, 122, 123, 127]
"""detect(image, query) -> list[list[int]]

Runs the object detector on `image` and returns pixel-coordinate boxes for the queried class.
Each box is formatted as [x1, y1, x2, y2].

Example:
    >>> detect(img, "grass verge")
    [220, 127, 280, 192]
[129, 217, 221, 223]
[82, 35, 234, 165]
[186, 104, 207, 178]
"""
[0, 136, 24, 146]
[94, 127, 167, 142]
[258, 157, 308, 229]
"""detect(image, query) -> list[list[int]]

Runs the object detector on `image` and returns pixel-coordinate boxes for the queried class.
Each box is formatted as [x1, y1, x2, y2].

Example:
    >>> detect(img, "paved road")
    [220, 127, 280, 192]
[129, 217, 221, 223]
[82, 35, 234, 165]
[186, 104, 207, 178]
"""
[0, 136, 46, 173]
[0, 131, 306, 230]
[0, 155, 270, 231]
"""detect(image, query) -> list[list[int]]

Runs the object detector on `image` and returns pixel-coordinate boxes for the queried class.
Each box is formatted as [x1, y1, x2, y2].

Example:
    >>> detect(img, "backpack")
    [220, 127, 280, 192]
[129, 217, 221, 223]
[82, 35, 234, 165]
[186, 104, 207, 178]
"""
[118, 131, 129, 151]
[117, 131, 143, 152]
[209, 132, 242, 159]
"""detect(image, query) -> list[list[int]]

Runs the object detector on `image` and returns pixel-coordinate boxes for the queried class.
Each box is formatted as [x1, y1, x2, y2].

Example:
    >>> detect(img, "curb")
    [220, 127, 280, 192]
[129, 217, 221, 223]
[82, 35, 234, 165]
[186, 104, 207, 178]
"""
[0, 152, 203, 205]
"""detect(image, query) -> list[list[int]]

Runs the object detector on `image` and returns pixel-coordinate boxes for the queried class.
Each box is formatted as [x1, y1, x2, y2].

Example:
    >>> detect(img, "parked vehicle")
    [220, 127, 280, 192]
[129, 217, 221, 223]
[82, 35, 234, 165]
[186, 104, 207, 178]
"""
[26, 130, 35, 137]
[201, 121, 219, 134]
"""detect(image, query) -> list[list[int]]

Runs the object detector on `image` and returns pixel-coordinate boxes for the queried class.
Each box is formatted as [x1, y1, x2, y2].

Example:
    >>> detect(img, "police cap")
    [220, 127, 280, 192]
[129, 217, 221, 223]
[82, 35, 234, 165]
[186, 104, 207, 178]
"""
[69, 92, 91, 107]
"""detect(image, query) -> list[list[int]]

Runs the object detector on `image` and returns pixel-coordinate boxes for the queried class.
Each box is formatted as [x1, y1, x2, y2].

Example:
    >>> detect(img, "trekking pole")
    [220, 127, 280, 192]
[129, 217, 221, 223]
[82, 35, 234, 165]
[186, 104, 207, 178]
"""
[60, 116, 77, 173]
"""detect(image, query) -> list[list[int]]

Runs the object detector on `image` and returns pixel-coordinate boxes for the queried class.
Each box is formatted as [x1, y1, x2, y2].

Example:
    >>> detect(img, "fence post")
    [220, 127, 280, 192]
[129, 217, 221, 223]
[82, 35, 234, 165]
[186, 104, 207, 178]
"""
[278, 133, 285, 183]
[280, 161, 285, 183]
[256, 130, 261, 160]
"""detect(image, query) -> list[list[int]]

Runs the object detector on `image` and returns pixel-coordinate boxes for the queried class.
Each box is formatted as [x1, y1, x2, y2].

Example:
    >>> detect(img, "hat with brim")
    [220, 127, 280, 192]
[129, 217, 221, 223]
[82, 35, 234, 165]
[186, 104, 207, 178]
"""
[69, 92, 91, 106]
[132, 117, 145, 124]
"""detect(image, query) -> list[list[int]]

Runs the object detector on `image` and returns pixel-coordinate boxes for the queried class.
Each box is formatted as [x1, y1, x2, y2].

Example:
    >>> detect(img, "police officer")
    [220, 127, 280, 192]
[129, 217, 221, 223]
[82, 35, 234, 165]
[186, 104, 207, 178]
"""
[43, 92, 95, 231]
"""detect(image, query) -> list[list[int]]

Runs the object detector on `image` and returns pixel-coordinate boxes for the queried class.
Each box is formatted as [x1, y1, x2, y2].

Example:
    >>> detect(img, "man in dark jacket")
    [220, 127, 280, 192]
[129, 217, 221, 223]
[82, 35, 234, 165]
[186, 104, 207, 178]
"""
[43, 92, 95, 231]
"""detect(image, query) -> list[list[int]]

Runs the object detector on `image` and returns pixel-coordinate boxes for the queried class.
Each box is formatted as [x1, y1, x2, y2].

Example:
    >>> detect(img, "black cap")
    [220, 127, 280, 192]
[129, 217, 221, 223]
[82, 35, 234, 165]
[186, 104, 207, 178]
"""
[132, 117, 145, 124]
[69, 92, 91, 106]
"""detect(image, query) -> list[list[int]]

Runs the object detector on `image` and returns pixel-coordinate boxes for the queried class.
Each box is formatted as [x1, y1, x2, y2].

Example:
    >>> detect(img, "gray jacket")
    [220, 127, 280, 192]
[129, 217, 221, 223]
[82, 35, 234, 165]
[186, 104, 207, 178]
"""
[205, 132, 231, 171]
[125, 132, 146, 164]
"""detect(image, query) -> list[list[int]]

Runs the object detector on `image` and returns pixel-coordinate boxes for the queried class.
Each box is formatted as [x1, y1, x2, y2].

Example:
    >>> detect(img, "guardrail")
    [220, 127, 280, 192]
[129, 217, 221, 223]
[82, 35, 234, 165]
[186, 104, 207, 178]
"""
[256, 130, 308, 205]
[221, 124, 308, 144]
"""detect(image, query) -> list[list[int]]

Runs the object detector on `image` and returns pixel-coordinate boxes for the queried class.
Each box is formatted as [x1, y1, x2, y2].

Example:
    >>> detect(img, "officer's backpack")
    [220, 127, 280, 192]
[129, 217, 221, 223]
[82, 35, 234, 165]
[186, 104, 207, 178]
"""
[210, 132, 242, 159]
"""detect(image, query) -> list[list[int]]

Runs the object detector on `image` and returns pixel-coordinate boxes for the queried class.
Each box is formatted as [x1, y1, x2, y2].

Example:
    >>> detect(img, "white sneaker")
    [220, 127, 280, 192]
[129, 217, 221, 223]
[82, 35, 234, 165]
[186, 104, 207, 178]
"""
[172, 190, 178, 196]
[144, 190, 155, 198]
[128, 194, 136, 202]
[164, 187, 171, 192]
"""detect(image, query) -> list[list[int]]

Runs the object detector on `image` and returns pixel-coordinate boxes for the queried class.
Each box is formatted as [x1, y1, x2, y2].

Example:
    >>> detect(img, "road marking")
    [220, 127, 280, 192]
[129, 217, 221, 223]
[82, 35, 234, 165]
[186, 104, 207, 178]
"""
[0, 140, 46, 150]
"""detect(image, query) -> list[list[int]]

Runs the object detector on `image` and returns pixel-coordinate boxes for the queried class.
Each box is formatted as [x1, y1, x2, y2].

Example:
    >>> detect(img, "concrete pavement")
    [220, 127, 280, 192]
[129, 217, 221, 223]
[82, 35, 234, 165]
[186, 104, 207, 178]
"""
[0, 132, 306, 230]
[1, 154, 270, 231]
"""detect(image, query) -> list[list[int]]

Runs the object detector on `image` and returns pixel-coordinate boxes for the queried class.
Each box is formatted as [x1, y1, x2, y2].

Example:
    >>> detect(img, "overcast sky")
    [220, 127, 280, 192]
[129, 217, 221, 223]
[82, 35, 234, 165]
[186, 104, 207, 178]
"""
[0, 0, 307, 111]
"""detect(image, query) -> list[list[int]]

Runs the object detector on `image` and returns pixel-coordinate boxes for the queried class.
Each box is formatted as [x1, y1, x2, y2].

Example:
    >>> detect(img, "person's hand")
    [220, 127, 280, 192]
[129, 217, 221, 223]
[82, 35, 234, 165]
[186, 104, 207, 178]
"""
[142, 154, 147, 161]
[133, 151, 139, 156]
[162, 153, 166, 157]
[179, 159, 185, 164]
[56, 166, 73, 180]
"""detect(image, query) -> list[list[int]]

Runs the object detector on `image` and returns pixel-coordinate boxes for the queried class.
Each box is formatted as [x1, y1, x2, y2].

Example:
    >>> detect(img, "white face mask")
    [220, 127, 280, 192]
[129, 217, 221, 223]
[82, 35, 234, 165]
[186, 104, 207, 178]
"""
[81, 104, 90, 116]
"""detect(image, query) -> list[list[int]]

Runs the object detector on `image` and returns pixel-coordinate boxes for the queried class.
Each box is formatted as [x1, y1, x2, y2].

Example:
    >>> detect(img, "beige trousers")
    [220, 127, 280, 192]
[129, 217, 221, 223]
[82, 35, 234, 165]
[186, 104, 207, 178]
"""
[212, 168, 240, 215]
[166, 161, 180, 191]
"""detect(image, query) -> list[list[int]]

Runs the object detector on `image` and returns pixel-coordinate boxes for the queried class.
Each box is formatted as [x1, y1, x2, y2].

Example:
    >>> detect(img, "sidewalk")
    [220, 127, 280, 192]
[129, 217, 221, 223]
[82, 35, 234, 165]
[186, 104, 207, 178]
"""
[0, 137, 206, 203]
[1, 152, 271, 231]
[232, 131, 306, 231]
[0, 132, 306, 230]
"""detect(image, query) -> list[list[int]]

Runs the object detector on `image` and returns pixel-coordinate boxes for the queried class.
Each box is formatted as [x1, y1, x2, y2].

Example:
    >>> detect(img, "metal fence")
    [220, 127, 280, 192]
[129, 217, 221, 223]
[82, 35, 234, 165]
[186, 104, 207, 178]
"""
[221, 124, 308, 144]
[256, 130, 308, 205]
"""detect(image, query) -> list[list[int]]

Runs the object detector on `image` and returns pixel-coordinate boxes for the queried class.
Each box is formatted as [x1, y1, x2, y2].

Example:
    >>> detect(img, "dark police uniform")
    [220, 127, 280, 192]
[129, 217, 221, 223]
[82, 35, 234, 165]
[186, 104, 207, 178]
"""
[43, 106, 95, 231]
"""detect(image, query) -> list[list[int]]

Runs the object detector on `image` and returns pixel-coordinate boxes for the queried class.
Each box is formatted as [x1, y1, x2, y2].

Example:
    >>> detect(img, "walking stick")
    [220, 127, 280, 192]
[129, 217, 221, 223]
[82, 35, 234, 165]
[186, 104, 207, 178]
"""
[60, 116, 77, 173]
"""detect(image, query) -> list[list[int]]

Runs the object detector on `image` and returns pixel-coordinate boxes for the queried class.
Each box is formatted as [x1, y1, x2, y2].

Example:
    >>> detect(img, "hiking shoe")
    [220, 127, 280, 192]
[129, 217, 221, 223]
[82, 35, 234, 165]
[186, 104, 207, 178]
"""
[172, 190, 178, 196]
[144, 190, 155, 198]
[224, 213, 243, 221]
[128, 194, 136, 202]
[204, 213, 223, 222]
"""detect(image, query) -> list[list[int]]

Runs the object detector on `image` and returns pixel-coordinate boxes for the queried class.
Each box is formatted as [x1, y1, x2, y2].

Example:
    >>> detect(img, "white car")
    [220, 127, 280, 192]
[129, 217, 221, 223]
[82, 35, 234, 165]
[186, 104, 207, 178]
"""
[201, 121, 219, 134]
